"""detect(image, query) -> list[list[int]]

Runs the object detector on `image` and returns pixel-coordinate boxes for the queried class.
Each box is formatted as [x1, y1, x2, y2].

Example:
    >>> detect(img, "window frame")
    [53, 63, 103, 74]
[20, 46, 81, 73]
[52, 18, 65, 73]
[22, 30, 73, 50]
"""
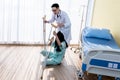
[85, 0, 95, 26]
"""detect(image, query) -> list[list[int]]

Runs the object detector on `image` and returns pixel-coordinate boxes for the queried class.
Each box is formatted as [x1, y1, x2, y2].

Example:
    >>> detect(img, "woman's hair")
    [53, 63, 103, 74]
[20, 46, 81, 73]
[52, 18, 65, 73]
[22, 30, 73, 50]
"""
[55, 31, 68, 52]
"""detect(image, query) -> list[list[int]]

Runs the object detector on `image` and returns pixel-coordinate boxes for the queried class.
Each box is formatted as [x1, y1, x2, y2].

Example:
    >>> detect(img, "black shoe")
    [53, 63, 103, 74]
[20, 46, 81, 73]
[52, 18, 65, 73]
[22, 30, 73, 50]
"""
[57, 63, 61, 65]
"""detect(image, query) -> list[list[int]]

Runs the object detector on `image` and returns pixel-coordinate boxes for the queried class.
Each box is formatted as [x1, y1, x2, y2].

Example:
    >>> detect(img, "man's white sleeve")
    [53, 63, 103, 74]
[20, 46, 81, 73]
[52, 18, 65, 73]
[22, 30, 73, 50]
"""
[64, 13, 71, 27]
[48, 14, 55, 23]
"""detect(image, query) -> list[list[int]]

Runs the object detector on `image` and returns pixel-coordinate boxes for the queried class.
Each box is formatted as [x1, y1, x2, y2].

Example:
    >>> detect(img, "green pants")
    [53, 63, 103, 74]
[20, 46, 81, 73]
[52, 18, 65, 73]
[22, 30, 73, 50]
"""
[40, 50, 60, 65]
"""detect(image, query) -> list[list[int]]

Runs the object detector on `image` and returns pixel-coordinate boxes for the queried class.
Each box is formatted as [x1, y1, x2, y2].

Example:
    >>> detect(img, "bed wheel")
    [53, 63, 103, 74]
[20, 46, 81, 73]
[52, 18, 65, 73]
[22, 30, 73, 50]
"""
[115, 77, 120, 80]
[40, 76, 43, 80]
[79, 54, 82, 60]
[77, 70, 84, 79]
[79, 55, 82, 59]
[97, 75, 102, 80]
[74, 51, 76, 53]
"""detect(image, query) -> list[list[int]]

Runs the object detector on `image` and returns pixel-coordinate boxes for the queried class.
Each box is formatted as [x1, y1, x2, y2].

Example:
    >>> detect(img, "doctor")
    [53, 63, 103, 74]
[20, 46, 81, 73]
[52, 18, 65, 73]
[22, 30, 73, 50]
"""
[44, 3, 71, 44]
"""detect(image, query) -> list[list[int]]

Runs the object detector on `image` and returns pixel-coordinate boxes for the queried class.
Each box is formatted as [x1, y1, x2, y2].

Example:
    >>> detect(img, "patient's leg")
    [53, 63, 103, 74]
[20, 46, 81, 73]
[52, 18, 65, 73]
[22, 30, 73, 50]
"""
[40, 50, 51, 56]
[46, 58, 58, 66]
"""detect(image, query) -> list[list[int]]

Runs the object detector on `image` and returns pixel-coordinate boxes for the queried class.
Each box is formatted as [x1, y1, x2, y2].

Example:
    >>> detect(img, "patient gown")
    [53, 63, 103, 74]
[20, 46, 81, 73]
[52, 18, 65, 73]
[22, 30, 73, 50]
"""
[40, 41, 67, 65]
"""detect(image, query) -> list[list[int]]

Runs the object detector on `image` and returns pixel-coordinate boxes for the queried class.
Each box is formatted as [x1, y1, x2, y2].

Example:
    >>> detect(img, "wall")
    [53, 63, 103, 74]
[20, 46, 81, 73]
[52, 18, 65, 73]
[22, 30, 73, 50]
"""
[91, 0, 120, 46]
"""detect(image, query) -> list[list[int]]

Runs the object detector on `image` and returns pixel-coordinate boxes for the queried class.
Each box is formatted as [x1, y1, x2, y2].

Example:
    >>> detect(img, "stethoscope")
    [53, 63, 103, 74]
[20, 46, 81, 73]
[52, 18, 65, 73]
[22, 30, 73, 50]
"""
[54, 10, 62, 20]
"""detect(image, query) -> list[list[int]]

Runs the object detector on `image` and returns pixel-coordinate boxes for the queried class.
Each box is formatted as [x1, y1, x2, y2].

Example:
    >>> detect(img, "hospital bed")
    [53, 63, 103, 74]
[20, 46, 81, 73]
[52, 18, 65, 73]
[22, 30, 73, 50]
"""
[79, 27, 120, 80]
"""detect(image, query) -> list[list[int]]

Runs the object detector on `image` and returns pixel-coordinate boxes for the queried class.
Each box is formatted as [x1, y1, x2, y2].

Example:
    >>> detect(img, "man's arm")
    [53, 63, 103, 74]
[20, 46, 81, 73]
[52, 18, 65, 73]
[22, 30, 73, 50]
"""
[57, 12, 71, 27]
[44, 14, 55, 23]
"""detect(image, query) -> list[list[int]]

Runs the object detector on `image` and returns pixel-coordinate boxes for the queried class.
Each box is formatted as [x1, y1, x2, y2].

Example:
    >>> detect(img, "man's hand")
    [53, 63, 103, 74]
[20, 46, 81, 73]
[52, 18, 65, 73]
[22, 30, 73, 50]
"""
[44, 20, 49, 23]
[57, 23, 64, 27]
[42, 15, 49, 23]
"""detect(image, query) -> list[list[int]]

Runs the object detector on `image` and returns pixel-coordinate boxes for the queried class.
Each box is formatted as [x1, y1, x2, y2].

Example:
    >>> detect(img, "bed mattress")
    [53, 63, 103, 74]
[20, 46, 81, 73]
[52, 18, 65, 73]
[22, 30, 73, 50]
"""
[82, 29, 120, 56]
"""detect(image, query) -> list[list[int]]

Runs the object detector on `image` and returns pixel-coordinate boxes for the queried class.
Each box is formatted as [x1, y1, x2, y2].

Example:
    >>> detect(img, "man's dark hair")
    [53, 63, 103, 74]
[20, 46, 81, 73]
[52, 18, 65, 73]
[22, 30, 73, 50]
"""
[54, 31, 68, 52]
[51, 3, 59, 8]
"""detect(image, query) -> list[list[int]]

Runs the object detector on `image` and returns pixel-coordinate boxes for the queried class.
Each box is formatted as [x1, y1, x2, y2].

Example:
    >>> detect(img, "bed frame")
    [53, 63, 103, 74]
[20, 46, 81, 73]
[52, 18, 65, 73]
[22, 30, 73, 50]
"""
[78, 29, 120, 80]
[81, 49, 120, 79]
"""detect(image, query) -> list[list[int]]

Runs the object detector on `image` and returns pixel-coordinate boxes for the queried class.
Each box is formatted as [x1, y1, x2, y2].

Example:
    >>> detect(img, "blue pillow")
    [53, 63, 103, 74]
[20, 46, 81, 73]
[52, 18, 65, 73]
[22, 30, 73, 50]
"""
[85, 27, 112, 40]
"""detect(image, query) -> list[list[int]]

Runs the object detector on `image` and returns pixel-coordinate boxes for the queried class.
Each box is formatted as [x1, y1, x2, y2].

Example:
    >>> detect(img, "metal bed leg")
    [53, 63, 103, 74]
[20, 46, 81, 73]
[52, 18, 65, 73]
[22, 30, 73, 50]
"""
[98, 75, 102, 80]
[115, 77, 120, 80]
[70, 47, 80, 53]
[77, 70, 84, 79]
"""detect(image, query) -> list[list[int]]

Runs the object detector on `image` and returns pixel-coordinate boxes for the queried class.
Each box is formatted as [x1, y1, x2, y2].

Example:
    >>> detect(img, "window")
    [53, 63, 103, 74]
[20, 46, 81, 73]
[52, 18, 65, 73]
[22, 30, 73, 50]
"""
[0, 0, 94, 44]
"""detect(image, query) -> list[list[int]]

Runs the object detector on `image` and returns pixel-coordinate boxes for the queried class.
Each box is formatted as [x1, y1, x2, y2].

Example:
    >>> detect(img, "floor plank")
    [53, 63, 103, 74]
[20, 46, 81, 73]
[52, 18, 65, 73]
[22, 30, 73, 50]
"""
[0, 46, 115, 80]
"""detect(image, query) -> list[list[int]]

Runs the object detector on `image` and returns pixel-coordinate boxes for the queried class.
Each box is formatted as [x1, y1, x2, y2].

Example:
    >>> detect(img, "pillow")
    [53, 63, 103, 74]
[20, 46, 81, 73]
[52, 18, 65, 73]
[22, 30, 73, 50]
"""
[85, 27, 112, 40]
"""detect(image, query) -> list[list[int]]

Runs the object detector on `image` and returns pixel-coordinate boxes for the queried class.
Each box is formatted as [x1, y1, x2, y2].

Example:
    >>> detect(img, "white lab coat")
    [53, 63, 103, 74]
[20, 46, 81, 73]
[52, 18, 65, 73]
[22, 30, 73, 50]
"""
[49, 10, 71, 44]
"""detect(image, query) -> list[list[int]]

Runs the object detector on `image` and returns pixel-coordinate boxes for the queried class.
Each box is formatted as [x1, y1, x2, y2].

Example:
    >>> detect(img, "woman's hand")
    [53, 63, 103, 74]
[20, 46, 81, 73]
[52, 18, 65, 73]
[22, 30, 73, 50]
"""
[53, 31, 57, 36]
[50, 37, 54, 41]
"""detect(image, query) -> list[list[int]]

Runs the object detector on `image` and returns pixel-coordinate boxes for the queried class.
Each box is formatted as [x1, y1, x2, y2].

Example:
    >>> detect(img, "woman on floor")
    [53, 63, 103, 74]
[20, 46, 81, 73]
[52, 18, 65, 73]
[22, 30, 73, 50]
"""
[40, 31, 68, 66]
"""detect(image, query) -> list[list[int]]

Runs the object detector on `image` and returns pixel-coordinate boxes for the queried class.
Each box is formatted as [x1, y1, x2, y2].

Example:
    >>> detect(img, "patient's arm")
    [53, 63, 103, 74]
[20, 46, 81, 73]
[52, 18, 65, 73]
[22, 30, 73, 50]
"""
[53, 31, 61, 46]
[55, 36, 61, 46]
[48, 37, 54, 45]
[51, 23, 58, 28]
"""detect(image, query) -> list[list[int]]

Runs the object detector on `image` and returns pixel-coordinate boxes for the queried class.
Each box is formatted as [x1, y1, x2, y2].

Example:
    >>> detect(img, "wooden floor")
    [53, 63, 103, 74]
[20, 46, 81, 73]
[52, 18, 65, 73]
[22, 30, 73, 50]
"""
[0, 46, 115, 80]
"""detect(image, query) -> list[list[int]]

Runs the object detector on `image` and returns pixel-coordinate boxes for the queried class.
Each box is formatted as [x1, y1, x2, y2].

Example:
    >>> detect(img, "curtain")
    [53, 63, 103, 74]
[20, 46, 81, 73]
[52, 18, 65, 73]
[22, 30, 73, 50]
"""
[0, 0, 88, 44]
